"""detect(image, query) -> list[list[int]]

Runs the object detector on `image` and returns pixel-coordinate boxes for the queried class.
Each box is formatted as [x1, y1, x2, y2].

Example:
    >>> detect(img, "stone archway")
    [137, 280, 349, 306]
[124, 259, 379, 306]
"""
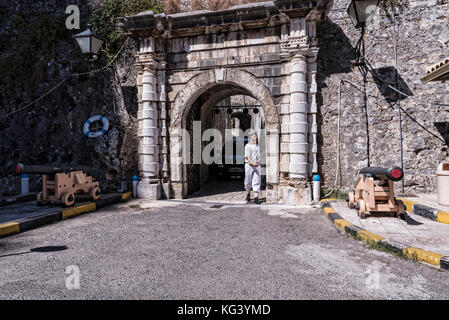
[169, 68, 280, 200]
[121, 0, 332, 204]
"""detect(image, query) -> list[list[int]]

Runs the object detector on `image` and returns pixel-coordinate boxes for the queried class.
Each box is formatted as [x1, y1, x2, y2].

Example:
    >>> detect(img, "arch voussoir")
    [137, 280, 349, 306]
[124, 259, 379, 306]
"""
[169, 68, 281, 199]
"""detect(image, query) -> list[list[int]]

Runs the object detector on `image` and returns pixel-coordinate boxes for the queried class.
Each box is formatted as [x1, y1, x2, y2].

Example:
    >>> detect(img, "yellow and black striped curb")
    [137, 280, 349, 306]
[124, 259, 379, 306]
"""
[0, 192, 133, 239]
[321, 201, 449, 271]
[398, 198, 449, 225]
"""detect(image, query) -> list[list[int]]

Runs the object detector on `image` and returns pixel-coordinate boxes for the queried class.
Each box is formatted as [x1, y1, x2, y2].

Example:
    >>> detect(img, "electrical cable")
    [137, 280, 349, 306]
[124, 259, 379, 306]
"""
[365, 59, 449, 107]
[71, 37, 130, 78]
[324, 72, 447, 197]
[0, 78, 68, 120]
[0, 37, 131, 120]
[323, 79, 359, 199]
[367, 92, 446, 143]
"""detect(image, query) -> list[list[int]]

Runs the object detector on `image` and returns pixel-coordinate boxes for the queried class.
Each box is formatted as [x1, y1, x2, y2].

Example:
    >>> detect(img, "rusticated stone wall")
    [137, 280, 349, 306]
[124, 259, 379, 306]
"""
[0, 0, 139, 195]
[2, 0, 447, 199]
[319, 0, 449, 194]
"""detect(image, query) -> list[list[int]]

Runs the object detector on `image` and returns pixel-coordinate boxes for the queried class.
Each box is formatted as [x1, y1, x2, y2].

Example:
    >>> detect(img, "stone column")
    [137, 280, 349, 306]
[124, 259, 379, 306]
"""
[156, 55, 171, 198]
[279, 98, 290, 177]
[308, 58, 318, 176]
[289, 54, 309, 179]
[279, 21, 290, 178]
[136, 37, 161, 199]
[169, 128, 184, 199]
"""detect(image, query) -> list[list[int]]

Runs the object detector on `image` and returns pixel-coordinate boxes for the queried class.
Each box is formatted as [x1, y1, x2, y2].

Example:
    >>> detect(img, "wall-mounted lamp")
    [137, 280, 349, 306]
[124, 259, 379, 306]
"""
[72, 24, 105, 60]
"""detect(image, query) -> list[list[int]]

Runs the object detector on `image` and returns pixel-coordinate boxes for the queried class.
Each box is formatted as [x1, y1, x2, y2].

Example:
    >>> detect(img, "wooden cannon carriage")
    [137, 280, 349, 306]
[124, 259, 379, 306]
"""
[347, 166, 406, 219]
[15, 164, 101, 207]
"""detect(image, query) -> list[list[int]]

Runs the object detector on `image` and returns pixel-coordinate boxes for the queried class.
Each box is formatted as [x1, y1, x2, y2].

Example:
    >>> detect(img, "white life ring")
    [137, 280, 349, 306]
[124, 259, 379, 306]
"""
[83, 115, 109, 138]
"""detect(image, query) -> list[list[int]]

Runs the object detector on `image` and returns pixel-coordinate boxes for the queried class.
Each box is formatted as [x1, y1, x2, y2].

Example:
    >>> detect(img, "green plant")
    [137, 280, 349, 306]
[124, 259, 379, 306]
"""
[89, 0, 163, 62]
[323, 190, 348, 200]
[346, 232, 410, 260]
[368, 241, 408, 259]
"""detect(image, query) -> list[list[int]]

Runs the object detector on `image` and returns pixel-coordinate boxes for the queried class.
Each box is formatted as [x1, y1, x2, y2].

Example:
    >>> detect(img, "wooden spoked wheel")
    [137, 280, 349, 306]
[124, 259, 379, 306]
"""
[62, 192, 75, 207]
[348, 192, 355, 208]
[357, 200, 366, 219]
[397, 200, 406, 220]
[37, 192, 48, 205]
[90, 187, 101, 200]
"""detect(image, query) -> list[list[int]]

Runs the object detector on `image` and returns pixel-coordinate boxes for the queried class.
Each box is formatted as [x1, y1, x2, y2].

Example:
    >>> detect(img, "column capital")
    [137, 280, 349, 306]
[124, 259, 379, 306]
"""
[136, 52, 157, 70]
[290, 52, 307, 61]
[307, 56, 318, 64]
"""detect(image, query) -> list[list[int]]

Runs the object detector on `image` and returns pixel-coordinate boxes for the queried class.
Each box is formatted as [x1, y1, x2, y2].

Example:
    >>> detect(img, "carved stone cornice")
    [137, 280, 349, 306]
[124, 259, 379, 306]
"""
[118, 0, 333, 39]
[280, 35, 308, 50]
[136, 52, 157, 70]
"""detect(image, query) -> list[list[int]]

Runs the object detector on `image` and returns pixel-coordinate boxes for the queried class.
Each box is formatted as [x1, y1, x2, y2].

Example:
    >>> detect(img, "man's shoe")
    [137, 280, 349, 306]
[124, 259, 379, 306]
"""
[246, 194, 251, 202]
[254, 197, 262, 205]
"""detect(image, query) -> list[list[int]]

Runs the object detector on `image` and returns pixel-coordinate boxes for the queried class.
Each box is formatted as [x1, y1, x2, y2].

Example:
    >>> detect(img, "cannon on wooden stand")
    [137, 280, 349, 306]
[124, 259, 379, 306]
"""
[347, 166, 406, 219]
[15, 164, 101, 207]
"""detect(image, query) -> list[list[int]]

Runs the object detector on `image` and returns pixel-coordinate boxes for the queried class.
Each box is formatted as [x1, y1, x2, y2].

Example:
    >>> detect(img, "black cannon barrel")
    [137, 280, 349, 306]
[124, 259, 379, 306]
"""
[15, 164, 91, 175]
[359, 166, 404, 182]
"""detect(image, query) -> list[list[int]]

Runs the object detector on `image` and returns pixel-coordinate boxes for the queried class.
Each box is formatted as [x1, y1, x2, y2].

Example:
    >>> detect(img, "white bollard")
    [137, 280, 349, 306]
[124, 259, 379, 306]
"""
[21, 174, 29, 195]
[133, 175, 138, 198]
[313, 174, 321, 202]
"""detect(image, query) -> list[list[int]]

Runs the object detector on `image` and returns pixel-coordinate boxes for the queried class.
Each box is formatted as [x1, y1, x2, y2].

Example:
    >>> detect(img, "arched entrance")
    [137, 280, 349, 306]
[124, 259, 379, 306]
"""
[170, 69, 280, 200]
[122, 1, 329, 204]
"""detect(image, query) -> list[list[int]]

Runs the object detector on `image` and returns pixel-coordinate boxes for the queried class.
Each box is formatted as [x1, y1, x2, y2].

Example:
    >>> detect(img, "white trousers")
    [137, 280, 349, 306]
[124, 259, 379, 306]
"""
[244, 164, 261, 192]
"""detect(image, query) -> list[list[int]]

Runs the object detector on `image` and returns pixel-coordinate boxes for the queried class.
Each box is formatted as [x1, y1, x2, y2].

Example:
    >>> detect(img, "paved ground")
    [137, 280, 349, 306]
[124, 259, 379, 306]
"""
[334, 200, 449, 256]
[186, 179, 267, 204]
[0, 194, 120, 225]
[400, 193, 449, 212]
[0, 201, 59, 224]
[1, 186, 449, 299]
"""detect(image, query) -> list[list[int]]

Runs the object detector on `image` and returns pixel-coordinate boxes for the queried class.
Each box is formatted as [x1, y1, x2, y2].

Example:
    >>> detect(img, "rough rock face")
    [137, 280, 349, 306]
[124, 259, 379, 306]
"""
[1, 0, 448, 197]
[0, 0, 138, 194]
[319, 0, 449, 193]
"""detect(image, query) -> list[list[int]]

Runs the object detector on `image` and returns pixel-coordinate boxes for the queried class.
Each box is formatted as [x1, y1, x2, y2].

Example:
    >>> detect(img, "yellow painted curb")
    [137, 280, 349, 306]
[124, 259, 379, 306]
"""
[323, 207, 336, 216]
[334, 219, 352, 230]
[62, 203, 96, 220]
[437, 212, 449, 225]
[321, 198, 337, 202]
[403, 247, 444, 266]
[121, 192, 133, 201]
[357, 230, 385, 244]
[397, 198, 416, 213]
[0, 222, 20, 237]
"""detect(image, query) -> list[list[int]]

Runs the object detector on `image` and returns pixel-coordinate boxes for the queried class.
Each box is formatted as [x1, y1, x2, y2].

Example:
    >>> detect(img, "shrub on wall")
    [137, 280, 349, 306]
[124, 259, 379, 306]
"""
[378, 0, 407, 17]
[162, 0, 267, 14]
[89, 0, 163, 61]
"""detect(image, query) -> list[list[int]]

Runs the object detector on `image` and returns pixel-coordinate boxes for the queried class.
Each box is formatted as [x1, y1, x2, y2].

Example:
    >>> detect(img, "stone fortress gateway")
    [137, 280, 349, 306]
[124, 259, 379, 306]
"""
[119, 0, 333, 204]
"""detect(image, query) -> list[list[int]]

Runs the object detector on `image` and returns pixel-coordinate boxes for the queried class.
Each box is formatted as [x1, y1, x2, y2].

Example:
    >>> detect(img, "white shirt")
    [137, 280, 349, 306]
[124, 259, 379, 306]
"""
[245, 143, 260, 164]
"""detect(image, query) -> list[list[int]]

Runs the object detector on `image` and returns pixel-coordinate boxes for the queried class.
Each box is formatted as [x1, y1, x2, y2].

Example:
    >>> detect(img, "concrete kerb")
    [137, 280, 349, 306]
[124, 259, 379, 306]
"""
[0, 192, 133, 239]
[0, 193, 37, 207]
[398, 198, 449, 225]
[320, 200, 449, 271]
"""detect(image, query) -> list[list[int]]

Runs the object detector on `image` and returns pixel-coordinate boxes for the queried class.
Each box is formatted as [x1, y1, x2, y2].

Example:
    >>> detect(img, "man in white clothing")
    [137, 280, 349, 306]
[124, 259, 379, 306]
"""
[244, 132, 262, 205]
